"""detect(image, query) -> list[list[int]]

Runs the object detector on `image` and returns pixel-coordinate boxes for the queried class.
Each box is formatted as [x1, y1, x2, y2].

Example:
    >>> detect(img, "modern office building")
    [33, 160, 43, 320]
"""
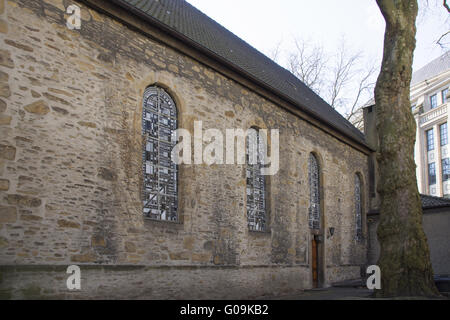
[412, 53, 450, 197]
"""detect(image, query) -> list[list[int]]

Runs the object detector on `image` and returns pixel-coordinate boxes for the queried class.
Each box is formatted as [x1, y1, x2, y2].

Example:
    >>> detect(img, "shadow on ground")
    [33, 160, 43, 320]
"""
[258, 279, 450, 300]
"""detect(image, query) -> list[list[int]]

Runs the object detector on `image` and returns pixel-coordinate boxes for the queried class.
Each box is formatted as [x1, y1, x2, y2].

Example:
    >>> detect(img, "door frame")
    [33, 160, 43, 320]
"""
[311, 231, 325, 288]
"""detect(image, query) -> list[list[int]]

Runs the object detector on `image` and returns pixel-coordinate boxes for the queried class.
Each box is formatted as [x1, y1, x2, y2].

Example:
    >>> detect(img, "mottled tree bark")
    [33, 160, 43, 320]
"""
[375, 0, 439, 297]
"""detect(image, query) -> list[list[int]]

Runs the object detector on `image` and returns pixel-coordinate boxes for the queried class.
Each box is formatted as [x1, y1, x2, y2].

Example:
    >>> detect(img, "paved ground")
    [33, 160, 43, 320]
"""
[259, 281, 450, 300]
[262, 287, 375, 300]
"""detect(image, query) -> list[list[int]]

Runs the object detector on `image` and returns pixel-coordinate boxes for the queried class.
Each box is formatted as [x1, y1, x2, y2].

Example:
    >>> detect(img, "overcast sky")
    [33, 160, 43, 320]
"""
[186, 0, 449, 72]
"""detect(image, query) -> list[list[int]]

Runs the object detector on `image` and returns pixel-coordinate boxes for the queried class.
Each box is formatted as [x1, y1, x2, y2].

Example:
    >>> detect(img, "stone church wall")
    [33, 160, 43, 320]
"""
[0, 0, 369, 299]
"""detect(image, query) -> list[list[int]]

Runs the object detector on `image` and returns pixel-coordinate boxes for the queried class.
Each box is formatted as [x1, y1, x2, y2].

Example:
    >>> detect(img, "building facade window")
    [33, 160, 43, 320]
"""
[442, 88, 449, 104]
[443, 158, 450, 182]
[426, 128, 434, 151]
[308, 153, 320, 230]
[440, 123, 448, 146]
[428, 163, 436, 185]
[142, 86, 178, 221]
[430, 94, 437, 109]
[246, 128, 267, 231]
[355, 174, 363, 240]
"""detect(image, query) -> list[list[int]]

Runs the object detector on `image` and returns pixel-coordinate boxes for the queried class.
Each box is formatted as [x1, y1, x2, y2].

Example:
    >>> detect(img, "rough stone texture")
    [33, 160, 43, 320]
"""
[0, 265, 309, 300]
[0, 19, 7, 34]
[0, 179, 9, 190]
[0, 0, 369, 299]
[0, 50, 13, 69]
[23, 100, 49, 115]
[0, 206, 16, 223]
[0, 70, 10, 98]
[0, 99, 6, 112]
[0, 144, 15, 160]
[0, 114, 11, 125]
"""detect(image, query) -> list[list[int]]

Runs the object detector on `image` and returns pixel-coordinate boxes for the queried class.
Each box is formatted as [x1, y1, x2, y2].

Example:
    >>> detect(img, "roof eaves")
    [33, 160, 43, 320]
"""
[101, 0, 371, 152]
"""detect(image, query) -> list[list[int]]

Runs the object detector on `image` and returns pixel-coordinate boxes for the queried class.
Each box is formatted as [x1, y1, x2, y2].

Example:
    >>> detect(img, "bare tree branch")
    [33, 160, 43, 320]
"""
[437, 30, 450, 48]
[286, 38, 327, 95]
[328, 42, 360, 109]
[268, 40, 283, 63]
[346, 64, 378, 121]
[270, 37, 378, 131]
[444, 0, 450, 12]
[419, 0, 450, 49]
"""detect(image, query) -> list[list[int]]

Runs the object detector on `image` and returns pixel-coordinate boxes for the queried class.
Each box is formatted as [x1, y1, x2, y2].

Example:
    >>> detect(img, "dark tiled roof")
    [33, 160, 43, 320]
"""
[110, 0, 367, 147]
[411, 52, 450, 86]
[420, 194, 450, 210]
[368, 194, 450, 215]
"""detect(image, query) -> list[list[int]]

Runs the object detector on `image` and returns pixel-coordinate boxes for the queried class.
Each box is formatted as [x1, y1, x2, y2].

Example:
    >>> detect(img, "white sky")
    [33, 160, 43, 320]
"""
[186, 0, 449, 73]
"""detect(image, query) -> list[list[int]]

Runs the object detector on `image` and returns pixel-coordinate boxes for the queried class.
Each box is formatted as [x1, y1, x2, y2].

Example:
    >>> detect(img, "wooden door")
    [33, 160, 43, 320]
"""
[312, 238, 318, 288]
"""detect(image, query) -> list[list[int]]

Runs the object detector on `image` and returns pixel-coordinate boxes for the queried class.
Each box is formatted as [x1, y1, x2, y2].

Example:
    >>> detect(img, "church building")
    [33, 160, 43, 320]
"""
[0, 0, 373, 299]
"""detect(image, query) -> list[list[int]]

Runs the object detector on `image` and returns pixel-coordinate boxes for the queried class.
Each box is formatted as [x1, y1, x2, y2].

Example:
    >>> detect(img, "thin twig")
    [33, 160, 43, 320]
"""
[444, 0, 450, 12]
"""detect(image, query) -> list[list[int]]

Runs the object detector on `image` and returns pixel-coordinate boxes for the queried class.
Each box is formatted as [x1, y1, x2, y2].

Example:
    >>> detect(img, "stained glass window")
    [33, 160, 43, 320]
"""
[308, 154, 320, 230]
[142, 86, 178, 221]
[355, 174, 362, 240]
[246, 128, 267, 231]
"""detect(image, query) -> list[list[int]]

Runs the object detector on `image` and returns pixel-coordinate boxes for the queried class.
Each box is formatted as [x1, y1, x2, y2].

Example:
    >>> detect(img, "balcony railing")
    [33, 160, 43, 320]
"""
[419, 103, 448, 125]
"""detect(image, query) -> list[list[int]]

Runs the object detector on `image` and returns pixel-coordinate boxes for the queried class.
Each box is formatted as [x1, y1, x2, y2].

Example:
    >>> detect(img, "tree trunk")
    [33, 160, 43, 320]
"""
[374, 0, 439, 297]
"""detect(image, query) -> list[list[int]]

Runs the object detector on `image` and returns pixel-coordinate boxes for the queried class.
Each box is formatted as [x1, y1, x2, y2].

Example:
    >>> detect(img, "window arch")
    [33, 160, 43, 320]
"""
[142, 86, 178, 221]
[308, 153, 320, 230]
[246, 128, 267, 231]
[355, 173, 363, 240]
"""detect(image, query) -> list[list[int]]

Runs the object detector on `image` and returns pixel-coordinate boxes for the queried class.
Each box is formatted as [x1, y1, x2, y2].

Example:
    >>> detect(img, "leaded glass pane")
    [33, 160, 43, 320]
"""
[246, 129, 267, 231]
[355, 174, 362, 240]
[142, 87, 178, 221]
[308, 154, 320, 230]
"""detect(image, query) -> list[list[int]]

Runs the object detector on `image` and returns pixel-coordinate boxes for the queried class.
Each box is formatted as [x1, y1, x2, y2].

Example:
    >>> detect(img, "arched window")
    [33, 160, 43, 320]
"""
[308, 153, 320, 230]
[246, 128, 267, 231]
[142, 86, 178, 221]
[355, 174, 363, 240]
